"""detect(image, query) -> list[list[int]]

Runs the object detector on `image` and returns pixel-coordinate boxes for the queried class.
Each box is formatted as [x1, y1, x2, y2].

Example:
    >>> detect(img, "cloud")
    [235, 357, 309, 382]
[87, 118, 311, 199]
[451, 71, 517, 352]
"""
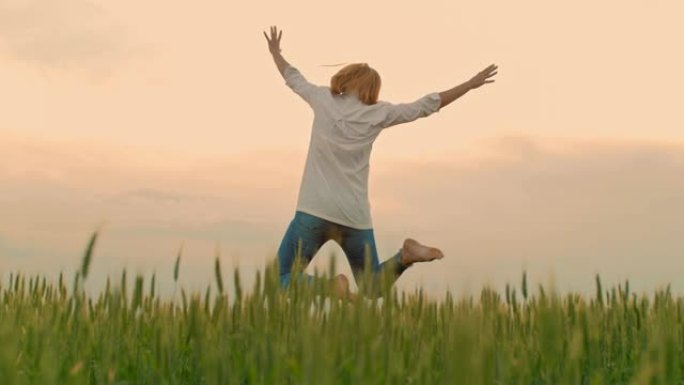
[1, 135, 684, 296]
[0, 0, 139, 77]
[108, 188, 217, 205]
[370, 137, 684, 293]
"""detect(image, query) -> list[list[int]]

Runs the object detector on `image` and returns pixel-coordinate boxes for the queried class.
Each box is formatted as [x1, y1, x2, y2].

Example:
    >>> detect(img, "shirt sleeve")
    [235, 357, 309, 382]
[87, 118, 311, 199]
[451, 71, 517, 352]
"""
[377, 92, 442, 129]
[283, 64, 320, 105]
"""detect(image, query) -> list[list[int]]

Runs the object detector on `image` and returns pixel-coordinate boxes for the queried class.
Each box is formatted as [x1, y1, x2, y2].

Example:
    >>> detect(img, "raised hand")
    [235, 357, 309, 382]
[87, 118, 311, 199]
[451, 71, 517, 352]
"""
[469, 64, 498, 89]
[263, 25, 283, 55]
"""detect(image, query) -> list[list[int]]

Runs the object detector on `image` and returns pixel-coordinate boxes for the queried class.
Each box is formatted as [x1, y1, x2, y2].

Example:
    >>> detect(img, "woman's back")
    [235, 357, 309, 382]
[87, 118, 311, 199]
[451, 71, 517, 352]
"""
[284, 64, 442, 229]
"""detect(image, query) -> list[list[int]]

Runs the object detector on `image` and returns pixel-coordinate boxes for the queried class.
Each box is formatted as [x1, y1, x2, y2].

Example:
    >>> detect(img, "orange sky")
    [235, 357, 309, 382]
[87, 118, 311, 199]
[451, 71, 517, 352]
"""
[1, 0, 683, 296]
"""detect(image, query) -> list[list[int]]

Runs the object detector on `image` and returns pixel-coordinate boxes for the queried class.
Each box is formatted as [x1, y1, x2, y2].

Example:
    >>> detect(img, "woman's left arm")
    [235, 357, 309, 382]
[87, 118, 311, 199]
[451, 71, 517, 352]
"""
[264, 25, 320, 105]
[264, 26, 290, 77]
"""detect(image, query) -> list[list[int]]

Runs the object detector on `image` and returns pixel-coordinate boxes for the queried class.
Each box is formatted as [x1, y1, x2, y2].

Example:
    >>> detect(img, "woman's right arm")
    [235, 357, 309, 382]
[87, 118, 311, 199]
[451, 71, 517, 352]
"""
[378, 64, 498, 129]
[438, 64, 498, 109]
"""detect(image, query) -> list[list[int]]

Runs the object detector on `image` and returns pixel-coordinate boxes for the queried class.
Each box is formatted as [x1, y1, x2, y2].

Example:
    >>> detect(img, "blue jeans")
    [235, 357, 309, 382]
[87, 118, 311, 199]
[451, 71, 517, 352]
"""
[277, 211, 410, 295]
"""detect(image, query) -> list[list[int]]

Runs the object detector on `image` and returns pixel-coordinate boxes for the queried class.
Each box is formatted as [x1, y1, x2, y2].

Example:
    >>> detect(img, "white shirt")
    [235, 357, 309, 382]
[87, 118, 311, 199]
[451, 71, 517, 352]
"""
[284, 64, 442, 229]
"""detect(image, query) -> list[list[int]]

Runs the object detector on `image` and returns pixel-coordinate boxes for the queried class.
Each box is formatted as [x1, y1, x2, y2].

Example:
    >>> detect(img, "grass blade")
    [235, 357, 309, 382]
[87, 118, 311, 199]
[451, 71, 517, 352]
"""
[80, 230, 99, 280]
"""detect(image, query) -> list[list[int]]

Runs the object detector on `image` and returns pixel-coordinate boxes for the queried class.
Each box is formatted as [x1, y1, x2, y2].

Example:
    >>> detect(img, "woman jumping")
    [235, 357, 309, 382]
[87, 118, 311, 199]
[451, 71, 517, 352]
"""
[264, 26, 497, 298]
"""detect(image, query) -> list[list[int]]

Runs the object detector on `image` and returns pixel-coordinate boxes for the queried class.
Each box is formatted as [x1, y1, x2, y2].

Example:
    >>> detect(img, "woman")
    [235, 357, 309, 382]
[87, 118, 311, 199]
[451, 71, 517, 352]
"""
[264, 26, 497, 298]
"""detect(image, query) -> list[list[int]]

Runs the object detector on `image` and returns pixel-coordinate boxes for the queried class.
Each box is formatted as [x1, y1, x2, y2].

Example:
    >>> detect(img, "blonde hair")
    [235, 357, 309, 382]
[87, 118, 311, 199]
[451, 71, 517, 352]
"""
[330, 63, 381, 105]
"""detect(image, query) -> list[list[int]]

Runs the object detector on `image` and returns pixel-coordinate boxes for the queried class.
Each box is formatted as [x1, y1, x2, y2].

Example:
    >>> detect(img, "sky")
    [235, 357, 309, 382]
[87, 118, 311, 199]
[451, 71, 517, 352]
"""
[1, 0, 683, 298]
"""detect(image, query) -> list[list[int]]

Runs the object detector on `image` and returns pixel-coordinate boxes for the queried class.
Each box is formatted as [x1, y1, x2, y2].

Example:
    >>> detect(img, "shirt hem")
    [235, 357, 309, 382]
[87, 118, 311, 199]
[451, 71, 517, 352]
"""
[295, 206, 373, 230]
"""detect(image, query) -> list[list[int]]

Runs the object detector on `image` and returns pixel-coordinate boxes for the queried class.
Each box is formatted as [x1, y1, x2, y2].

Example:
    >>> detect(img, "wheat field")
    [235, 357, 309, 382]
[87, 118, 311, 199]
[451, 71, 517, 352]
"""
[1, 231, 682, 384]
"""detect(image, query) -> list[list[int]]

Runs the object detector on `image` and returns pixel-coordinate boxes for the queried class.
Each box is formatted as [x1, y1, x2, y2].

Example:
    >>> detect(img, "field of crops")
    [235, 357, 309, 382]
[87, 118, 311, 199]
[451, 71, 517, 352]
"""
[1, 232, 683, 384]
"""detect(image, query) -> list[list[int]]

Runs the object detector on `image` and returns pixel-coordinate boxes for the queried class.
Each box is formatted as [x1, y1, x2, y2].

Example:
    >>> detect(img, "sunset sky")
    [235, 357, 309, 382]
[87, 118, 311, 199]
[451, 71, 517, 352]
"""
[1, 0, 683, 297]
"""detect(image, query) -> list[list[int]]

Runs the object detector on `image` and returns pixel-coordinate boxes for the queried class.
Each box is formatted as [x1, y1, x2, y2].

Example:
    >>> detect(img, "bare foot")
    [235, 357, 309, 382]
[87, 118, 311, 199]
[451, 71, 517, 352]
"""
[330, 274, 352, 299]
[401, 238, 444, 266]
